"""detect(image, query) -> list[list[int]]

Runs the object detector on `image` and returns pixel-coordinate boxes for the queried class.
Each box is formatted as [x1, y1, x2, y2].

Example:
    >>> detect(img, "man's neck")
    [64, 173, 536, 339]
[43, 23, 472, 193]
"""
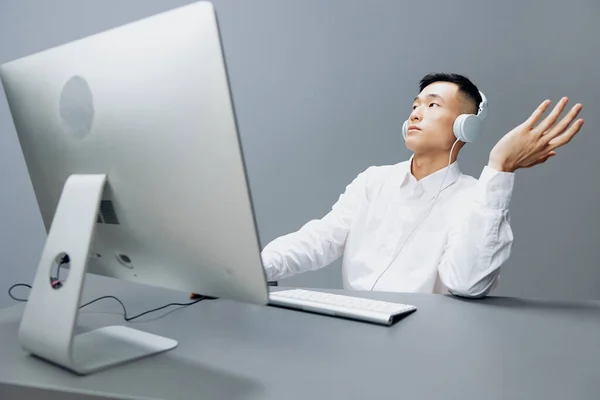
[410, 151, 458, 181]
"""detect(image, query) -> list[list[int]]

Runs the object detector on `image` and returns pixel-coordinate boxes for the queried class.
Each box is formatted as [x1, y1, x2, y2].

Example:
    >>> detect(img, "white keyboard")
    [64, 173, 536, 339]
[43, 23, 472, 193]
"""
[269, 289, 416, 326]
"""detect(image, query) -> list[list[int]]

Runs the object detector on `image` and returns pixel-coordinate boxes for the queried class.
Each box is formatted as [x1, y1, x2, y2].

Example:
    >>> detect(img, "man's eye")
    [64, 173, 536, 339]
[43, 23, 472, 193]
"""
[429, 103, 440, 107]
[412, 105, 417, 110]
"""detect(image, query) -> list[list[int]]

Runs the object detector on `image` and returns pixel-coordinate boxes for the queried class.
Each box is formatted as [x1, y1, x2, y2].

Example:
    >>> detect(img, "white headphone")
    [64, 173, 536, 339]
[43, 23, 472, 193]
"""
[402, 90, 488, 143]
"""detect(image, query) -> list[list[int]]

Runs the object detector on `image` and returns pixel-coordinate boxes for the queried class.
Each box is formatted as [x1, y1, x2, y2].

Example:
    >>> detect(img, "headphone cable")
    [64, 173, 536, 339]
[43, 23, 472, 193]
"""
[370, 138, 460, 291]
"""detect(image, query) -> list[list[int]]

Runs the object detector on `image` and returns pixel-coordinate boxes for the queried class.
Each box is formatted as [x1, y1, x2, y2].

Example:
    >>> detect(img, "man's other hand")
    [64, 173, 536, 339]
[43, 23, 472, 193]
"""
[489, 97, 584, 172]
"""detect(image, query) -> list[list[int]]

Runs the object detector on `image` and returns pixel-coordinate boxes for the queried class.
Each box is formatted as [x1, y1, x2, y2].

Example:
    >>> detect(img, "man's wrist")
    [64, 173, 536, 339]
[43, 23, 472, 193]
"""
[488, 156, 515, 173]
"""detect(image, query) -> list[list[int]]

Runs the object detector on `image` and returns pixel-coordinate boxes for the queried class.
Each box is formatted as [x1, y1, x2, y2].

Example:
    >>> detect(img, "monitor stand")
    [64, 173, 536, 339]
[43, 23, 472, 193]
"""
[18, 174, 177, 375]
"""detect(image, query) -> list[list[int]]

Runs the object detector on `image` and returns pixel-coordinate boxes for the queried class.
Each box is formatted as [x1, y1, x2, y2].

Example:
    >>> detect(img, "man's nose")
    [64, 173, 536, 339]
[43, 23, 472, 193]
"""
[410, 106, 422, 122]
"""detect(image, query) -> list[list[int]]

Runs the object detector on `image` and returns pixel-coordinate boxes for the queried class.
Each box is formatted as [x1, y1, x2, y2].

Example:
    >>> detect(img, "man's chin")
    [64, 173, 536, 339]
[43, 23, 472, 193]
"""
[404, 136, 425, 153]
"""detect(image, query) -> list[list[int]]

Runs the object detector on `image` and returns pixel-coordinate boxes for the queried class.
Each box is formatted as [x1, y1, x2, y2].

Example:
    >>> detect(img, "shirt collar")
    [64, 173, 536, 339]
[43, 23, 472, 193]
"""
[397, 154, 462, 200]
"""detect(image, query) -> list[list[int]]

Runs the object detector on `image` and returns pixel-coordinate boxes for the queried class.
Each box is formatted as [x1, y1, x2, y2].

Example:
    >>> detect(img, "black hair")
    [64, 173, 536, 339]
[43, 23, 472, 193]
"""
[419, 72, 482, 114]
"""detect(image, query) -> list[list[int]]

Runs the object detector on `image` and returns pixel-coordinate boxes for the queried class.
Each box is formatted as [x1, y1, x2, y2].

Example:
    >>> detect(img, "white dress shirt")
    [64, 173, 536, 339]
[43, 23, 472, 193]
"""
[261, 157, 515, 297]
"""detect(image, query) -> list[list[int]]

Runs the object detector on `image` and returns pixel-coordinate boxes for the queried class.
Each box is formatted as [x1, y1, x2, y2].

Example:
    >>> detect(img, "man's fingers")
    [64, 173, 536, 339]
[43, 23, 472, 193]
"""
[534, 97, 569, 134]
[525, 99, 551, 128]
[543, 103, 583, 143]
[548, 118, 584, 149]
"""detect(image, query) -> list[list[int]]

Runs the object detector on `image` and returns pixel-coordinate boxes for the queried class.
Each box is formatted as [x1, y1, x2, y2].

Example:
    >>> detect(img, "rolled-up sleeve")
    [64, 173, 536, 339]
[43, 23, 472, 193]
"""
[437, 165, 515, 298]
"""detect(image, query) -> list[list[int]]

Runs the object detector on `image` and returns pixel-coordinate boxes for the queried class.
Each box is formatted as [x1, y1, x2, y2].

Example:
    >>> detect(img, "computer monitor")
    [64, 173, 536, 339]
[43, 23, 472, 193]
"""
[0, 1, 269, 374]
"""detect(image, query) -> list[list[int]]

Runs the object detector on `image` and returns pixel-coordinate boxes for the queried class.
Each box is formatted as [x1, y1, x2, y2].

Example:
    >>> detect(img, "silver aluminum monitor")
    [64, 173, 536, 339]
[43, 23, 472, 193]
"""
[0, 1, 268, 374]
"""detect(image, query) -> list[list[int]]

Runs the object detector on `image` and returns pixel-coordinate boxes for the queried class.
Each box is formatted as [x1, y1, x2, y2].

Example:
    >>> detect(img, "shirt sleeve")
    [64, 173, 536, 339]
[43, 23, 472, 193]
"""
[437, 165, 515, 298]
[260, 168, 371, 281]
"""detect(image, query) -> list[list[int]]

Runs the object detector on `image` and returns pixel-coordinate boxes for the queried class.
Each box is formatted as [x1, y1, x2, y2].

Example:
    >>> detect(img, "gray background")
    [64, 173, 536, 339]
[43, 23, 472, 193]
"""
[0, 0, 598, 309]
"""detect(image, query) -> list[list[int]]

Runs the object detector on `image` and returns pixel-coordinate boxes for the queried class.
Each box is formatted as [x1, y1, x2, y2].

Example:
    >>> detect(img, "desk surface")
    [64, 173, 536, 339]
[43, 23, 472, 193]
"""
[2, 276, 600, 400]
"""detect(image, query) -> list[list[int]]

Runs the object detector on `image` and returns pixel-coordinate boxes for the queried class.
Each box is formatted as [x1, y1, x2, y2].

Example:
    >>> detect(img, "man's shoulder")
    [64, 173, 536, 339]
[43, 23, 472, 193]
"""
[347, 160, 409, 194]
[360, 160, 409, 180]
[457, 172, 478, 186]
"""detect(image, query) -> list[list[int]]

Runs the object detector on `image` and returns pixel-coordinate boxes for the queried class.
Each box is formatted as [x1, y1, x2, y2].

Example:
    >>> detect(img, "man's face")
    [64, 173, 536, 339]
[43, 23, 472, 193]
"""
[404, 81, 467, 154]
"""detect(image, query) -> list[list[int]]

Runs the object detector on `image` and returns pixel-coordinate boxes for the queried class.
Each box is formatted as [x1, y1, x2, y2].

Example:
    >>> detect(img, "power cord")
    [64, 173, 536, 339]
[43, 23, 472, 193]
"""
[8, 282, 207, 321]
[79, 295, 206, 322]
[7, 283, 31, 302]
[8, 255, 210, 321]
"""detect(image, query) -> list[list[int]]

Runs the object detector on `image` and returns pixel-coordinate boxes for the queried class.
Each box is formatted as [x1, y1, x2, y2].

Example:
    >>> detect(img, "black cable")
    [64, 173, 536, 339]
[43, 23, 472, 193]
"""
[8, 283, 31, 302]
[7, 283, 206, 321]
[79, 295, 205, 321]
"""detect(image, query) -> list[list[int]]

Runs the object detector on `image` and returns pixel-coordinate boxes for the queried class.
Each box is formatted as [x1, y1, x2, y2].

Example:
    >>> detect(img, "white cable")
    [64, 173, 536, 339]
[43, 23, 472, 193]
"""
[369, 138, 461, 291]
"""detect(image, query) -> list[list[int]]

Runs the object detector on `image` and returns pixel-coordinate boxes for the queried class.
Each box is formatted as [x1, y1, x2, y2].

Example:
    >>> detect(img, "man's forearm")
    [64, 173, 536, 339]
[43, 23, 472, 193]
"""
[261, 215, 349, 281]
[437, 166, 515, 297]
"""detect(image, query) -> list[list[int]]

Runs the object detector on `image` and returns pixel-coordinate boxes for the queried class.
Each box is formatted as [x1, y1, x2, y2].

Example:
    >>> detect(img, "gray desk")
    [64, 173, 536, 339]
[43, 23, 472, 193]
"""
[2, 276, 600, 400]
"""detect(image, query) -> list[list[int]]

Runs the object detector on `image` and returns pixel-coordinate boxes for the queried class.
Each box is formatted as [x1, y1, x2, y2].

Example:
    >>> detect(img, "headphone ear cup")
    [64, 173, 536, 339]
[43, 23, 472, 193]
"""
[453, 114, 482, 143]
[402, 120, 408, 140]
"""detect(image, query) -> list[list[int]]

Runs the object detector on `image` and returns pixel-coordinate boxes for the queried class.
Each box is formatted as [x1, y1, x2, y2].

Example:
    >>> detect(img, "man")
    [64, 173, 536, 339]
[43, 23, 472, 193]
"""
[260, 73, 584, 298]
